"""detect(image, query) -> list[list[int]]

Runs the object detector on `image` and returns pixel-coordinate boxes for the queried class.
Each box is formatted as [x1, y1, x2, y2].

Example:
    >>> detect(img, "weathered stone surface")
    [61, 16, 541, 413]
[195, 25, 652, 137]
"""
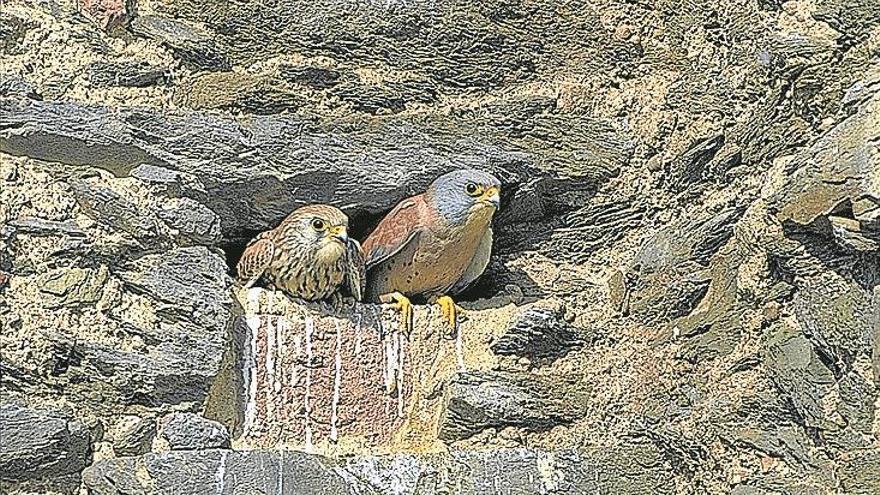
[278, 64, 343, 89]
[174, 72, 303, 114]
[86, 61, 170, 88]
[16, 247, 237, 412]
[762, 324, 836, 431]
[71, 179, 165, 247]
[0, 76, 39, 99]
[0, 12, 32, 55]
[153, 197, 222, 246]
[39, 266, 108, 308]
[838, 448, 880, 495]
[0, 97, 627, 242]
[82, 447, 674, 495]
[440, 371, 588, 442]
[874, 286, 880, 384]
[490, 307, 583, 363]
[769, 87, 879, 241]
[8, 217, 86, 238]
[109, 415, 156, 457]
[663, 133, 726, 191]
[159, 412, 230, 451]
[0, 403, 90, 487]
[118, 247, 231, 333]
[622, 206, 745, 322]
[130, 15, 230, 70]
[3, 1, 880, 492]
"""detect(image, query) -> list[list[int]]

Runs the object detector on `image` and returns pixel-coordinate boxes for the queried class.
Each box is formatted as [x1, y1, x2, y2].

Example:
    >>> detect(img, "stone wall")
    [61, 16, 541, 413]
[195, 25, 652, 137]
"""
[1, 0, 878, 493]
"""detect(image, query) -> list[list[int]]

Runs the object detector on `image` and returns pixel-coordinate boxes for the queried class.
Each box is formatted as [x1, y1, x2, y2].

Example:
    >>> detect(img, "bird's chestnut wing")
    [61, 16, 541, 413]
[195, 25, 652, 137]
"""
[236, 232, 275, 287]
[362, 196, 426, 269]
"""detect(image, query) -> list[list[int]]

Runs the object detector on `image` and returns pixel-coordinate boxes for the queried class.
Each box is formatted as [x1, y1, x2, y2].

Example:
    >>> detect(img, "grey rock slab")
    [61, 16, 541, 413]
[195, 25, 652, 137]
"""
[769, 84, 879, 240]
[0, 76, 40, 99]
[111, 416, 156, 457]
[71, 179, 165, 246]
[86, 61, 170, 88]
[634, 206, 746, 274]
[32, 247, 236, 411]
[439, 371, 588, 442]
[117, 246, 231, 332]
[154, 197, 222, 246]
[762, 324, 837, 431]
[0, 402, 90, 482]
[0, 96, 629, 243]
[838, 448, 880, 495]
[278, 64, 343, 89]
[82, 447, 675, 495]
[130, 15, 230, 71]
[620, 206, 745, 324]
[160, 412, 230, 450]
[490, 307, 584, 363]
[8, 217, 85, 237]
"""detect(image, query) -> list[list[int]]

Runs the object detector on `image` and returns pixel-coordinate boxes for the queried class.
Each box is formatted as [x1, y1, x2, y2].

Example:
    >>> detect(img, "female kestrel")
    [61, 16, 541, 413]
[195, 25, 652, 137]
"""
[236, 204, 365, 303]
[362, 169, 501, 335]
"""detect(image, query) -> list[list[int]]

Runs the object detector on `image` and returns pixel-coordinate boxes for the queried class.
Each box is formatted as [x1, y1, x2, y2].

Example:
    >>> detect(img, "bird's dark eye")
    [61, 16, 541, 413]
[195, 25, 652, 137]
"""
[465, 183, 479, 196]
[311, 219, 325, 231]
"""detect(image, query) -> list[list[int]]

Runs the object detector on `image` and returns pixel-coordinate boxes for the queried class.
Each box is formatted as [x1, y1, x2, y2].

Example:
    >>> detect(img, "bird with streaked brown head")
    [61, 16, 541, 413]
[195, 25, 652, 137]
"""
[236, 204, 365, 303]
[362, 169, 501, 336]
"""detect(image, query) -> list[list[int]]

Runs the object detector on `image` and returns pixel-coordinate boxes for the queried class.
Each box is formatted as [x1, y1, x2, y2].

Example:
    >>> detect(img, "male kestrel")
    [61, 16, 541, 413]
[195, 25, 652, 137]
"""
[236, 205, 365, 303]
[362, 169, 501, 336]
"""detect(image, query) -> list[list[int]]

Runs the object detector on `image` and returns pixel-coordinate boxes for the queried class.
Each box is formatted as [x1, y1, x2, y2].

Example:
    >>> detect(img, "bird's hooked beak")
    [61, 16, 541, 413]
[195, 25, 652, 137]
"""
[328, 225, 349, 244]
[479, 186, 501, 209]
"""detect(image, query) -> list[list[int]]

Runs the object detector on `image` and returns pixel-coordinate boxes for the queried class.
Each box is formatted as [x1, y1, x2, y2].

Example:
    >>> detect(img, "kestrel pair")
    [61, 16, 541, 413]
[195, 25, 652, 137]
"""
[236, 169, 502, 334]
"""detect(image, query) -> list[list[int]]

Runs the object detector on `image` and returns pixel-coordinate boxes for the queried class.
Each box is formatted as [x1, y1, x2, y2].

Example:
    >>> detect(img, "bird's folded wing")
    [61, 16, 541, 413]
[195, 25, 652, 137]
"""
[236, 233, 275, 286]
[345, 239, 367, 301]
[362, 195, 426, 269]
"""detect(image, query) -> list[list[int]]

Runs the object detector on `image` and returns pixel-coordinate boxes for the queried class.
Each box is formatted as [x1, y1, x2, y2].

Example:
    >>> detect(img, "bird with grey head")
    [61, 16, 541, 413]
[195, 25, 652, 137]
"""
[362, 168, 502, 336]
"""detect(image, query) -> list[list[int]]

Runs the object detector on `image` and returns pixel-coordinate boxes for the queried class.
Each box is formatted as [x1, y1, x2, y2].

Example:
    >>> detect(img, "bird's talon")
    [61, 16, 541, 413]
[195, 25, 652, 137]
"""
[436, 295, 461, 340]
[381, 292, 413, 338]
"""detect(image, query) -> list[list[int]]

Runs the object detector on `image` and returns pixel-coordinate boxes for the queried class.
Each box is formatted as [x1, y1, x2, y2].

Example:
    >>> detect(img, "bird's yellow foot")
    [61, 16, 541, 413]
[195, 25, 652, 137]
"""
[435, 295, 463, 340]
[379, 291, 413, 338]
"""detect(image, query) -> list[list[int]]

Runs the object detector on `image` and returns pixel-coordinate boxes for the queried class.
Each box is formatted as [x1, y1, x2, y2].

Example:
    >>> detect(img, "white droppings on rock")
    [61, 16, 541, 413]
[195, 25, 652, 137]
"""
[397, 331, 406, 418]
[274, 317, 285, 393]
[537, 451, 563, 492]
[243, 288, 262, 435]
[266, 316, 276, 398]
[304, 315, 314, 452]
[215, 449, 228, 495]
[331, 320, 343, 443]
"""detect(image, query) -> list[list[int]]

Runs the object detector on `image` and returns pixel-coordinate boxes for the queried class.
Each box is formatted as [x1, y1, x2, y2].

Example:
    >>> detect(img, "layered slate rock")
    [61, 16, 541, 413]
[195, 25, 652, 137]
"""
[0, 403, 90, 493]
[439, 371, 589, 442]
[82, 447, 674, 495]
[490, 307, 584, 363]
[159, 412, 231, 451]
[86, 61, 170, 89]
[108, 416, 156, 457]
[769, 86, 880, 250]
[619, 205, 746, 322]
[130, 15, 231, 70]
[1, 239, 237, 413]
[0, 96, 629, 242]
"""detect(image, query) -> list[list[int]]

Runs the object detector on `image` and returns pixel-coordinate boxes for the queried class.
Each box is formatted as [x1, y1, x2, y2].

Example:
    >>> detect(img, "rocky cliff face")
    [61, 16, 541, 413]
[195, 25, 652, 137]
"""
[1, 0, 878, 493]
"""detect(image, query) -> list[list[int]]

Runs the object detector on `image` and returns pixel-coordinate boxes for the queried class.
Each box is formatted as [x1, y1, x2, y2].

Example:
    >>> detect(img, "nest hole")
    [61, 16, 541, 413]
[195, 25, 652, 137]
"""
[220, 208, 519, 303]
